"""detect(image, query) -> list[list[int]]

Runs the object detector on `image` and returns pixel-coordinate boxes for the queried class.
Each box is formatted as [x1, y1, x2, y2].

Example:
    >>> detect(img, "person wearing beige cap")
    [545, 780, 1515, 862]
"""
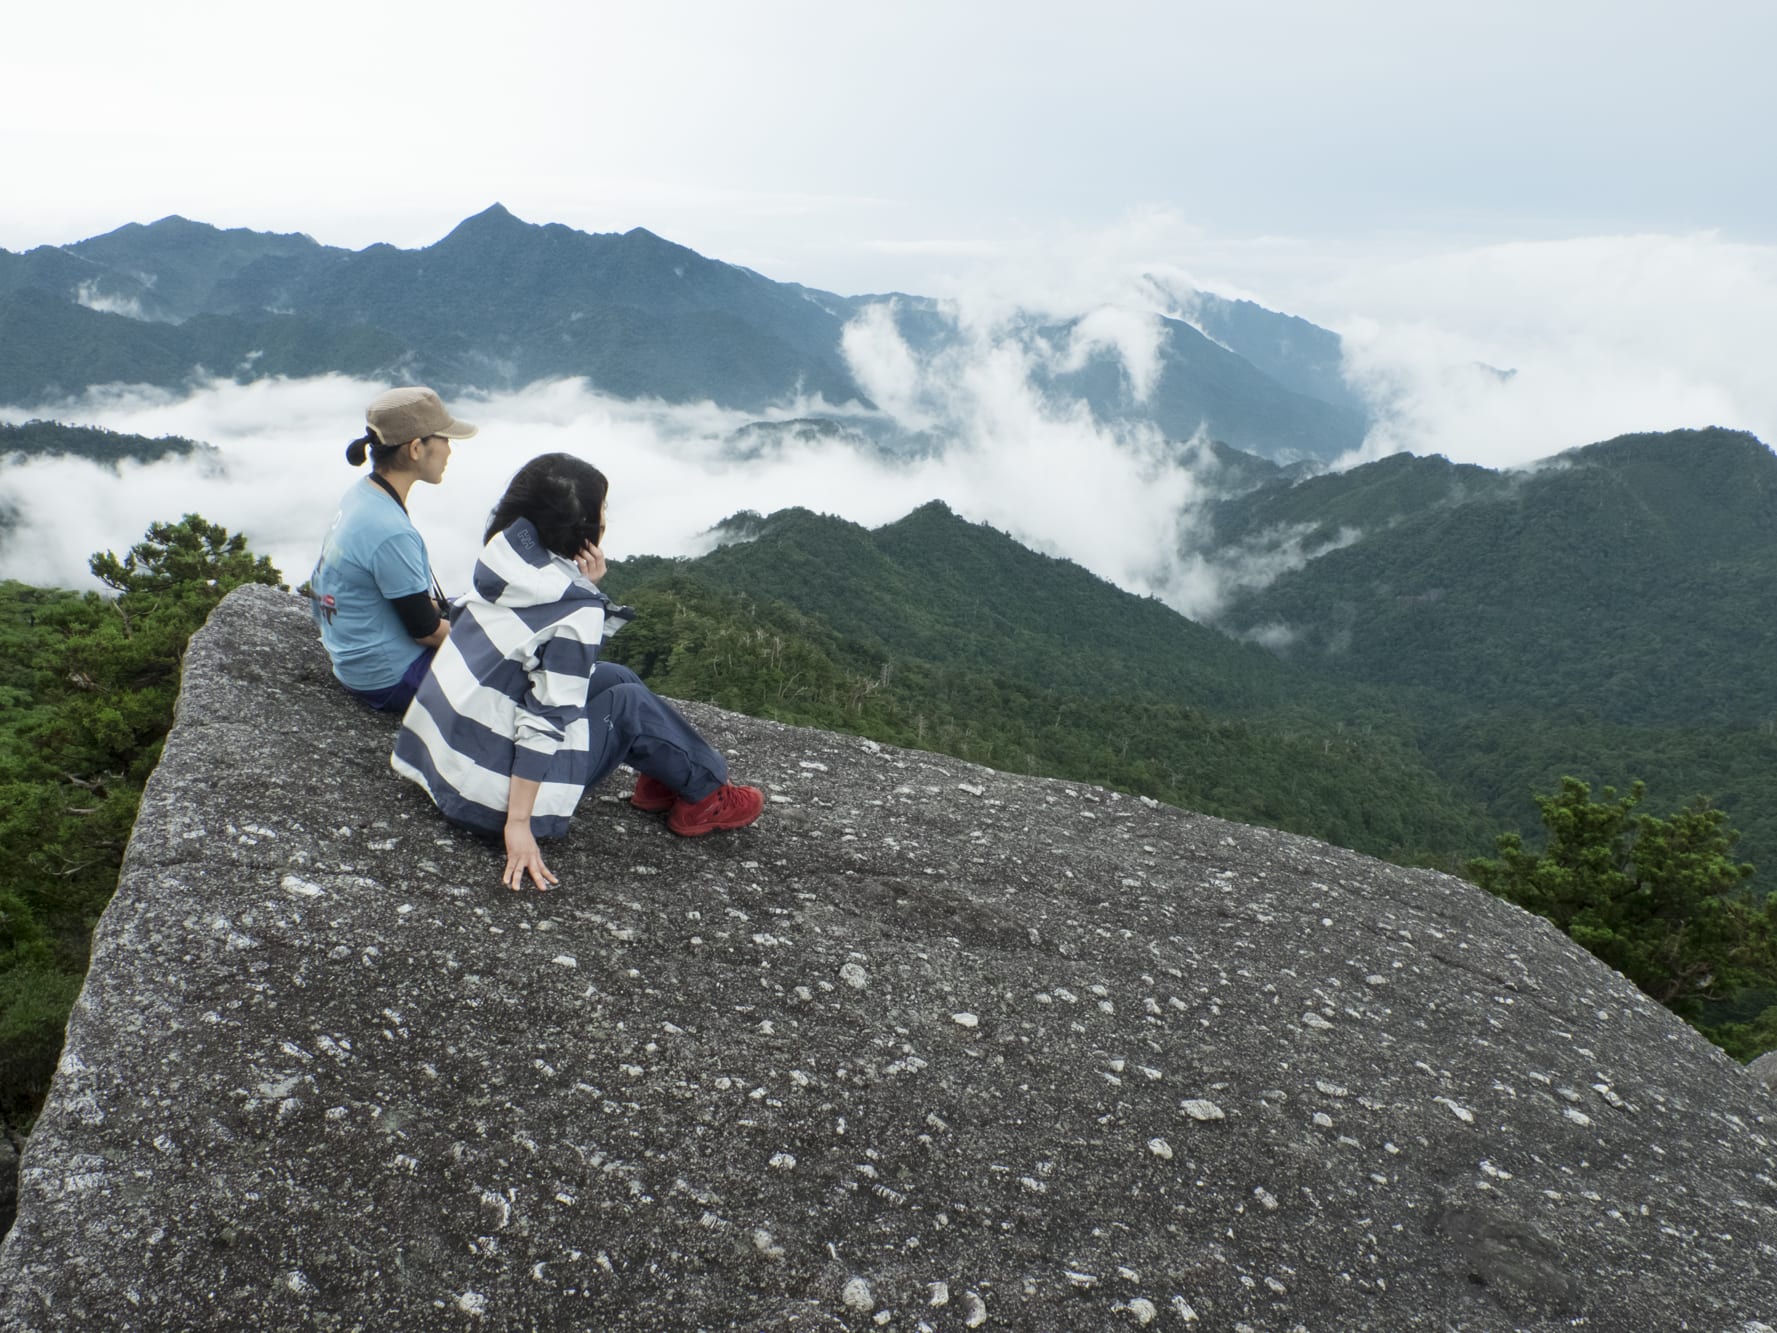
[307, 387, 478, 712]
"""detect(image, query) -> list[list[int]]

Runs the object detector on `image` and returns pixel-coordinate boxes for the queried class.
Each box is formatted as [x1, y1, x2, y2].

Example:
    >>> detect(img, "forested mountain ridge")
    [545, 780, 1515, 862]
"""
[0, 420, 210, 467]
[600, 501, 1494, 863]
[1214, 426, 1777, 726]
[1200, 426, 1777, 913]
[0, 207, 1366, 461]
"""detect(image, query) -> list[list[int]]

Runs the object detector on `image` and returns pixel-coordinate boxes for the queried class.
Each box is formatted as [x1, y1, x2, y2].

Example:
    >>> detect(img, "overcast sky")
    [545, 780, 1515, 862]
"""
[6, 1, 1770, 299]
[4, 1, 1775, 598]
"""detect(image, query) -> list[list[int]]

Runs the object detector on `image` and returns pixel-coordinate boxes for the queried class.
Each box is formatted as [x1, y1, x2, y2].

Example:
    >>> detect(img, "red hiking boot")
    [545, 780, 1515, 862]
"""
[667, 783, 764, 837]
[629, 773, 678, 813]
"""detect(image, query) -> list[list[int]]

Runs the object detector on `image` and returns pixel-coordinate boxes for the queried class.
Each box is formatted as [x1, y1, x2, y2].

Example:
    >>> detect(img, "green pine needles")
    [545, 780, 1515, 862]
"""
[0, 516, 281, 1133]
[1469, 776, 1777, 1054]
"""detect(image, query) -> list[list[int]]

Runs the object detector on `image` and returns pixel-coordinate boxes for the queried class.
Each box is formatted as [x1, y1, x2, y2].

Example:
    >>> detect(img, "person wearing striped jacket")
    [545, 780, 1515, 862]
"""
[392, 453, 763, 890]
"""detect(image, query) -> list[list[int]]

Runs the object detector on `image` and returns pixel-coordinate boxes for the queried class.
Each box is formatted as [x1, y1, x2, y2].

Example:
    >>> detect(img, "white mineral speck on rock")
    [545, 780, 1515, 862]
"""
[770, 1152, 797, 1170]
[841, 1277, 873, 1310]
[1564, 1107, 1593, 1126]
[455, 1290, 488, 1317]
[1315, 1079, 1350, 1097]
[1173, 1296, 1198, 1321]
[281, 876, 325, 897]
[1148, 1137, 1173, 1159]
[840, 962, 869, 989]
[1300, 1012, 1334, 1030]
[752, 1228, 786, 1260]
[1313, 1112, 1334, 1128]
[800, 761, 830, 772]
[285, 1271, 313, 1296]
[1434, 1097, 1476, 1124]
[551, 955, 577, 968]
[928, 1282, 950, 1306]
[951, 1012, 980, 1028]
[958, 783, 985, 796]
[963, 1290, 988, 1327]
[1181, 1099, 1225, 1121]
[1122, 1297, 1158, 1325]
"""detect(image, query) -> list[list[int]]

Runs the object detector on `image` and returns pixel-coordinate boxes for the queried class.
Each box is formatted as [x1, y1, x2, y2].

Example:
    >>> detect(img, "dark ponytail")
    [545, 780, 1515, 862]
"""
[485, 453, 608, 557]
[345, 430, 407, 471]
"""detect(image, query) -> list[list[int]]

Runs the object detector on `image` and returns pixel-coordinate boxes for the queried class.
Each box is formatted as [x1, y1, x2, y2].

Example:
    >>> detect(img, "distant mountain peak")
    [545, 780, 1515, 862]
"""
[436, 203, 532, 245]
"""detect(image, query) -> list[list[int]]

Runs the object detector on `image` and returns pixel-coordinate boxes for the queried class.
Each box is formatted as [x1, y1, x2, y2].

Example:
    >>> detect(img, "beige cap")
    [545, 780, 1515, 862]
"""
[366, 386, 478, 446]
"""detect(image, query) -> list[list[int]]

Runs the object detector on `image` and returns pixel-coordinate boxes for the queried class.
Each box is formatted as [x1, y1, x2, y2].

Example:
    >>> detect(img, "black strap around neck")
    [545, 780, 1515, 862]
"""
[368, 471, 406, 513]
[367, 472, 448, 609]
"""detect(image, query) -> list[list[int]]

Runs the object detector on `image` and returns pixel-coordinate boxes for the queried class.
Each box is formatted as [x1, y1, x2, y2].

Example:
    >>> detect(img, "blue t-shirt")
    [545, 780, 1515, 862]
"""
[310, 481, 434, 692]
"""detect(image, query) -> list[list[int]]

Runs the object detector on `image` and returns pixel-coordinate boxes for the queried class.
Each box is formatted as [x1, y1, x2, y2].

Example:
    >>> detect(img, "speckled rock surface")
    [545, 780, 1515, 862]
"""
[0, 1135, 15, 1242]
[1, 584, 1774, 1332]
[1751, 1052, 1777, 1096]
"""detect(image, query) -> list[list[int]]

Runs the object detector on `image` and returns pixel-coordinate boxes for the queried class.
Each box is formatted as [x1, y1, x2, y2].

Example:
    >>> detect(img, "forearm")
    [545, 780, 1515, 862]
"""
[507, 775, 543, 829]
[500, 775, 557, 891]
[415, 619, 451, 648]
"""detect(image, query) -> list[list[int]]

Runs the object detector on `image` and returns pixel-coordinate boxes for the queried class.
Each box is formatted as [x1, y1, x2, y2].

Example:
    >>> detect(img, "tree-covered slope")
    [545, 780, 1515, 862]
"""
[0, 421, 209, 467]
[1217, 427, 1777, 726]
[1208, 448, 1510, 549]
[601, 503, 1494, 864]
[619, 501, 1342, 714]
[1200, 426, 1777, 887]
[63, 216, 324, 321]
[1185, 288, 1371, 418]
[0, 286, 407, 402]
[1048, 313, 1369, 462]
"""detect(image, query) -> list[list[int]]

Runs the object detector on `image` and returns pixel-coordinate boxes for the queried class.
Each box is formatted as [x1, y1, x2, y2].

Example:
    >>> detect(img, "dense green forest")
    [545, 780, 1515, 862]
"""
[0, 520, 280, 1135]
[0, 419, 210, 467]
[1210, 428, 1777, 871]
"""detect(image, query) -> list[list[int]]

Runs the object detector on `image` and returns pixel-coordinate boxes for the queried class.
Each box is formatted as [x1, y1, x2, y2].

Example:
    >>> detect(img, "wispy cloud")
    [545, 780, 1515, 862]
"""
[1328, 233, 1777, 467]
[0, 306, 1227, 620]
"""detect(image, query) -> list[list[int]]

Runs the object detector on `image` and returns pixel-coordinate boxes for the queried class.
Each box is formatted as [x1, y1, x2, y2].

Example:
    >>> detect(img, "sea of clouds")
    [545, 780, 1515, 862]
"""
[4, 227, 1773, 625]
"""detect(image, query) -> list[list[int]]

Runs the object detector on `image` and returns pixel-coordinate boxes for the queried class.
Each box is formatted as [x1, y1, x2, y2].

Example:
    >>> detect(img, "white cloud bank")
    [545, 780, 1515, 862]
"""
[0, 338, 1215, 617]
[1327, 233, 1777, 468]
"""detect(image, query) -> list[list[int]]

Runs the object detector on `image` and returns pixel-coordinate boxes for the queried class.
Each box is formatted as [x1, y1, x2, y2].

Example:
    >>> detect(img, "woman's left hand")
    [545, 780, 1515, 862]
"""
[502, 822, 559, 892]
[575, 541, 606, 585]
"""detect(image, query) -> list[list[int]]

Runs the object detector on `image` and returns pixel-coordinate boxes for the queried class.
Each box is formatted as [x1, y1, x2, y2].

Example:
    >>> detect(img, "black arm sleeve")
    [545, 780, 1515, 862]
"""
[389, 591, 442, 639]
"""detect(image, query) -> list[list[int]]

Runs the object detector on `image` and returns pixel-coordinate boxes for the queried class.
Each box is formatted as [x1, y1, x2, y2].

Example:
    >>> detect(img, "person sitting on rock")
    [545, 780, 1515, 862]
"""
[391, 452, 763, 890]
[308, 386, 477, 713]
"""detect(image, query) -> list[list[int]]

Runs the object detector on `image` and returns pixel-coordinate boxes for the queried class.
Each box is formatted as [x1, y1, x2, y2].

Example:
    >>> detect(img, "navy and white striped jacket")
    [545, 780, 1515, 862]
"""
[392, 519, 632, 837]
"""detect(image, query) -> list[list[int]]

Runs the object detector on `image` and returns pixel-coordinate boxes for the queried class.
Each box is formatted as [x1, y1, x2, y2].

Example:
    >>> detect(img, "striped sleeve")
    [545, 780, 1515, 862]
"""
[511, 602, 607, 780]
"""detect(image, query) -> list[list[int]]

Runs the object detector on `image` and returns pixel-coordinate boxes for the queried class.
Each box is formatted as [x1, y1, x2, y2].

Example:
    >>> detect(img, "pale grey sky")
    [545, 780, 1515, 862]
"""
[4, 0, 1770, 300]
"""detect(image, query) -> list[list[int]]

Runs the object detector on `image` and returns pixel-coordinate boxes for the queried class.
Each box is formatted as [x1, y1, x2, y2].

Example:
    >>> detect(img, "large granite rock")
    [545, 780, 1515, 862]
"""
[1, 585, 1773, 1332]
[1751, 1052, 1777, 1097]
